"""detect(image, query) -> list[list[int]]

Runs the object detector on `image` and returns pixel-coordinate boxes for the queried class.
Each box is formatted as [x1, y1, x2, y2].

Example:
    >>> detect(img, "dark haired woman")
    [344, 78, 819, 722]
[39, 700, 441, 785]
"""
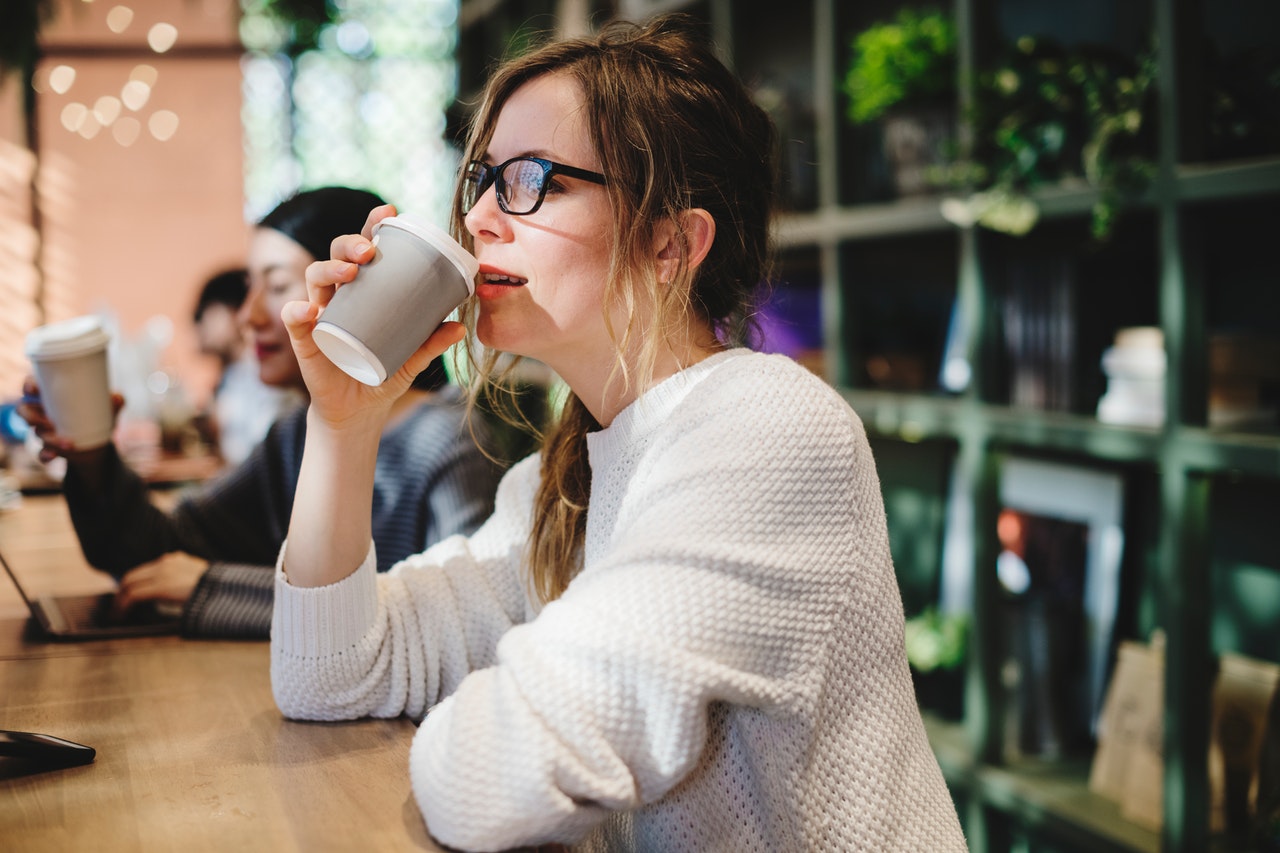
[19, 186, 505, 639]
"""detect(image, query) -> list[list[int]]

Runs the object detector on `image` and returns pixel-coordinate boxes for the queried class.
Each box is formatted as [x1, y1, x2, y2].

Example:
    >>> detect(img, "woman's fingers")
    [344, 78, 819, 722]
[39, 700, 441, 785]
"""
[304, 257, 358, 308]
[360, 203, 397, 239]
[280, 300, 323, 355]
[396, 322, 467, 383]
[304, 205, 396, 311]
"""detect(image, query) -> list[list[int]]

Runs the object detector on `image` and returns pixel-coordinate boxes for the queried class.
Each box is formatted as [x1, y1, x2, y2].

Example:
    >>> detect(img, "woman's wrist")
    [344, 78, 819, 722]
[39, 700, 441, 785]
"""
[304, 402, 388, 446]
[62, 444, 114, 493]
[283, 405, 381, 587]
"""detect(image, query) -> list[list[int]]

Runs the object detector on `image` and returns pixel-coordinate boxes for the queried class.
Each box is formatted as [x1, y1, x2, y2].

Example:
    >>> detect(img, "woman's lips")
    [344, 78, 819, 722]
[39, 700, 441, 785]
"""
[255, 342, 283, 361]
[476, 282, 522, 300]
[475, 270, 527, 300]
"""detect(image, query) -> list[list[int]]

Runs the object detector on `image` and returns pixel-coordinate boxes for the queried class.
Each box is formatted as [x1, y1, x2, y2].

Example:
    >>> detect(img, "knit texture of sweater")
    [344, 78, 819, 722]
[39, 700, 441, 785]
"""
[271, 349, 966, 851]
[63, 386, 505, 638]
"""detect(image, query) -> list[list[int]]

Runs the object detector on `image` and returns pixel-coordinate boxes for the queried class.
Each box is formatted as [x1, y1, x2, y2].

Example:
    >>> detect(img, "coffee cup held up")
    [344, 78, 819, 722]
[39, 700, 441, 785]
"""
[24, 315, 115, 449]
[312, 214, 479, 386]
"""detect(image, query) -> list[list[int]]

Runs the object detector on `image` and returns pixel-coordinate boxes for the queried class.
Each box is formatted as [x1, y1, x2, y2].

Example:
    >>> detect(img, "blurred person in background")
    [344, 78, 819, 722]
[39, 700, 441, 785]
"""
[19, 186, 506, 639]
[192, 267, 301, 466]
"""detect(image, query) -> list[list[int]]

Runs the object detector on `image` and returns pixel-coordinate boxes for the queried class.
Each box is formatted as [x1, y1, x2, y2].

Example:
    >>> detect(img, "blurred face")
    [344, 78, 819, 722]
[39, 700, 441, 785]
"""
[463, 72, 616, 371]
[240, 227, 312, 389]
[196, 303, 243, 363]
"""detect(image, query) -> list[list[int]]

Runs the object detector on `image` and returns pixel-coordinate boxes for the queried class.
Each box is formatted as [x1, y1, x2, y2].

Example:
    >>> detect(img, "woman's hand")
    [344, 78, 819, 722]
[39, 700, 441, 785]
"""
[113, 552, 208, 616]
[16, 377, 123, 465]
[282, 203, 467, 436]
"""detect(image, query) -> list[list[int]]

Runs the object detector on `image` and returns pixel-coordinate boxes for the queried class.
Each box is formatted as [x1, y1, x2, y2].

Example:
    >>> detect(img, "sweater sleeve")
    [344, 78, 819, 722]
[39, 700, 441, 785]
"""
[186, 399, 505, 639]
[62, 412, 302, 580]
[62, 443, 184, 576]
[270, 454, 541, 720]
[419, 434, 506, 549]
[182, 561, 275, 639]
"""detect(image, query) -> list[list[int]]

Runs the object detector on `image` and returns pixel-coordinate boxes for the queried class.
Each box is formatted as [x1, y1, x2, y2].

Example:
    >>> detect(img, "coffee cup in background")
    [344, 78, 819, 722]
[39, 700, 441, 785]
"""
[24, 315, 115, 449]
[312, 214, 479, 386]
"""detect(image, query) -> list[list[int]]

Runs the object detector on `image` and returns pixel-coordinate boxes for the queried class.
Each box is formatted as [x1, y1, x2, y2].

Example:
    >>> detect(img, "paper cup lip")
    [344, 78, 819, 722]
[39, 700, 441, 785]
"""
[374, 214, 478, 294]
[312, 320, 389, 386]
[25, 315, 112, 360]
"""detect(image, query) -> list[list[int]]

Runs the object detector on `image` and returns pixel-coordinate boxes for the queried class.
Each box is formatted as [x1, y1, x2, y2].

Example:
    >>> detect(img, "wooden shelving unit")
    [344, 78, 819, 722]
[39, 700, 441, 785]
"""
[456, 1, 1280, 850]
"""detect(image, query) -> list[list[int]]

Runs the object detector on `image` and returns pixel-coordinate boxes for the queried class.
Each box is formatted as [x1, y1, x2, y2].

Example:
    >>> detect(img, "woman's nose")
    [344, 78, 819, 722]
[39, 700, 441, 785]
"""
[238, 286, 264, 327]
[463, 184, 509, 242]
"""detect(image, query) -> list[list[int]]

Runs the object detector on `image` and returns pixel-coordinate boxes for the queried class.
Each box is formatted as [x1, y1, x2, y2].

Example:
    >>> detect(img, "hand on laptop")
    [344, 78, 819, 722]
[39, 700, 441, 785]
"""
[113, 552, 208, 617]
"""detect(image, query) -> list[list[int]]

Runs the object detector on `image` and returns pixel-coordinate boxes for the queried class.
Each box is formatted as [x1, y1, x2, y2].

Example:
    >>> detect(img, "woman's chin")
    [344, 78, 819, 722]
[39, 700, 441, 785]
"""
[475, 322, 524, 358]
[257, 363, 301, 389]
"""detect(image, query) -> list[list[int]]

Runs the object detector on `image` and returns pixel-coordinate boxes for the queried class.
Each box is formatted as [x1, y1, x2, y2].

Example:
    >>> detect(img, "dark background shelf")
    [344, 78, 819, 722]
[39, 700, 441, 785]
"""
[456, 1, 1280, 850]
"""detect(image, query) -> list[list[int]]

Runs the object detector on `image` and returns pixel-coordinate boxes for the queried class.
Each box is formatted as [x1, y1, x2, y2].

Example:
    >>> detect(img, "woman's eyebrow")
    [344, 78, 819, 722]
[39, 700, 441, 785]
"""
[479, 148, 559, 163]
[255, 262, 294, 279]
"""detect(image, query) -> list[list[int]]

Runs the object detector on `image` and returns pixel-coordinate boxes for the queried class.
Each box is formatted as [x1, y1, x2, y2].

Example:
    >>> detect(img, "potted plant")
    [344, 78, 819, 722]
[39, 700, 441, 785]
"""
[904, 606, 968, 721]
[942, 36, 1158, 241]
[238, 0, 340, 55]
[841, 8, 958, 197]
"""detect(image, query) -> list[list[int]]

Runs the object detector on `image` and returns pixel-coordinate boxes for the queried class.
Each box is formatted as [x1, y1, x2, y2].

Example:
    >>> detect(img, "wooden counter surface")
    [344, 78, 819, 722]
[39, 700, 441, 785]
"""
[0, 494, 444, 851]
[0, 633, 439, 852]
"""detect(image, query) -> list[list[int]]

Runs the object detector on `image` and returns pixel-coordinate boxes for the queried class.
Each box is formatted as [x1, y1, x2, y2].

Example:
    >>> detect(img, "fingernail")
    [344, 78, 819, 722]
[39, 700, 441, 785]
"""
[354, 242, 371, 255]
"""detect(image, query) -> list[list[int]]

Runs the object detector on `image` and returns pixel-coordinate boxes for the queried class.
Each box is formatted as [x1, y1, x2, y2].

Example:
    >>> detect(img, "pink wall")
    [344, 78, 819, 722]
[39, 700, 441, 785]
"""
[3, 0, 250, 406]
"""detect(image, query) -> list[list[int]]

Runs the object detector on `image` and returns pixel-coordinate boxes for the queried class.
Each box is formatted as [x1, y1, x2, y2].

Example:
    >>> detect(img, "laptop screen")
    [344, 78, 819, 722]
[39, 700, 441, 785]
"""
[0, 546, 39, 614]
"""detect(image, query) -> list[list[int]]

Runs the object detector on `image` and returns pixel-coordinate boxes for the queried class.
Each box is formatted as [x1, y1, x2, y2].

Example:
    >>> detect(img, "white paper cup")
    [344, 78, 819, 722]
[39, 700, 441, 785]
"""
[312, 214, 478, 386]
[25, 315, 115, 449]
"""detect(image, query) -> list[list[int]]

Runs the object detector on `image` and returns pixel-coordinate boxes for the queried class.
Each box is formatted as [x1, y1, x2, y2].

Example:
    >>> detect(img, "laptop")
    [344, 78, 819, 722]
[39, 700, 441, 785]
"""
[0, 546, 181, 640]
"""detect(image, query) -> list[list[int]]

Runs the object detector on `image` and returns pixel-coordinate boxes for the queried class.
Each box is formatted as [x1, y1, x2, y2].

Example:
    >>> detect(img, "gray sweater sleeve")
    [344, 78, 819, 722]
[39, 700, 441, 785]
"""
[62, 420, 298, 577]
[66, 394, 504, 641]
[182, 562, 275, 638]
[63, 408, 307, 639]
[188, 393, 506, 639]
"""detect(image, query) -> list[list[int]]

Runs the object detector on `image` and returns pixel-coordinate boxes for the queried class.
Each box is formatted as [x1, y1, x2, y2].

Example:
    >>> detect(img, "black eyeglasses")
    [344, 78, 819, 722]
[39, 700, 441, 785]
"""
[461, 157, 606, 216]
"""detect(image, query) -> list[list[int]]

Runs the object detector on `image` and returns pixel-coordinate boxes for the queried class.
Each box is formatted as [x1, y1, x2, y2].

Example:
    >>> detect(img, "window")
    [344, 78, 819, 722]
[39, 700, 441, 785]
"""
[240, 0, 462, 226]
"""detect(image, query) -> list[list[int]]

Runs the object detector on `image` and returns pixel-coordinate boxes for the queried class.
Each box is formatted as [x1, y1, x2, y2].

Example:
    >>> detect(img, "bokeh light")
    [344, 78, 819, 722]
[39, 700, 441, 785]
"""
[113, 117, 142, 146]
[106, 5, 134, 33]
[48, 65, 77, 94]
[148, 23, 178, 53]
[148, 110, 179, 141]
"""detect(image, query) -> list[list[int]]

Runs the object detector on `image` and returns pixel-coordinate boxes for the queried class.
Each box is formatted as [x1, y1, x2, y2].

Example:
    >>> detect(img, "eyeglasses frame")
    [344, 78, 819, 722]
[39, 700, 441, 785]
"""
[462, 156, 607, 216]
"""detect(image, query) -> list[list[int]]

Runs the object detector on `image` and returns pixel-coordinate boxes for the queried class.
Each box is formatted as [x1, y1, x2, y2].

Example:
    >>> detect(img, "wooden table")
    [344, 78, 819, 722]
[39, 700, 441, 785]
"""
[0, 495, 445, 852]
[0, 494, 117, 622]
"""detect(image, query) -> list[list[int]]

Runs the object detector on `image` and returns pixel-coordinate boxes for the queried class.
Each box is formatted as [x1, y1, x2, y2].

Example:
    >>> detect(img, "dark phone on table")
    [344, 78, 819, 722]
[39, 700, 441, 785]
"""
[0, 730, 96, 767]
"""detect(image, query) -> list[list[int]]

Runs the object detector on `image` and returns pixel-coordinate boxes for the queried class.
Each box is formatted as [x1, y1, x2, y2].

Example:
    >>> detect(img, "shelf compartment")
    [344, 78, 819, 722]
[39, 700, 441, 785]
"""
[844, 390, 1166, 465]
[773, 199, 952, 248]
[771, 159, 1280, 248]
[838, 232, 959, 394]
[1177, 159, 1280, 202]
[925, 714, 1160, 853]
[1180, 429, 1280, 479]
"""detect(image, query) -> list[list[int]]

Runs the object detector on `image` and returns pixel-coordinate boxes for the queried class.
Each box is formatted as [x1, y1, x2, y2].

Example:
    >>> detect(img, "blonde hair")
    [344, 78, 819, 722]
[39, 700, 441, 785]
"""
[451, 14, 777, 602]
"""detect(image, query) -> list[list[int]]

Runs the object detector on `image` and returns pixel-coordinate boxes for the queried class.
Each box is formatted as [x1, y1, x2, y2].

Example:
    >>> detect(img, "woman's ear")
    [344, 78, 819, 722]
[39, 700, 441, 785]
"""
[655, 208, 716, 283]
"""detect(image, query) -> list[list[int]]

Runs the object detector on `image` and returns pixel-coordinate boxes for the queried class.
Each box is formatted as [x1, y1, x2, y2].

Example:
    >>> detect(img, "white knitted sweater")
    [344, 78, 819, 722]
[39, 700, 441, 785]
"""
[271, 349, 966, 852]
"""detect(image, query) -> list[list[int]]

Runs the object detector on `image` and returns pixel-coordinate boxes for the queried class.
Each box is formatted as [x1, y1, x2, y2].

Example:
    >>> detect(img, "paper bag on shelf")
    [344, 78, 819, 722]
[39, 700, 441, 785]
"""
[1209, 652, 1280, 838]
[1088, 633, 1165, 830]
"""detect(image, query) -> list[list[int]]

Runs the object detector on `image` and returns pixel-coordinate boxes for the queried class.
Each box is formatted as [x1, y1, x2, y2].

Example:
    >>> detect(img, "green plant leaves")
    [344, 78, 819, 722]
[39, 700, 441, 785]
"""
[842, 8, 957, 125]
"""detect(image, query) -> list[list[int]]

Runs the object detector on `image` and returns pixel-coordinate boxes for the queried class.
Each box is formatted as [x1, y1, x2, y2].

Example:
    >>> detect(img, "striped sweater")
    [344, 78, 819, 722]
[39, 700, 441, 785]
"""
[63, 386, 505, 638]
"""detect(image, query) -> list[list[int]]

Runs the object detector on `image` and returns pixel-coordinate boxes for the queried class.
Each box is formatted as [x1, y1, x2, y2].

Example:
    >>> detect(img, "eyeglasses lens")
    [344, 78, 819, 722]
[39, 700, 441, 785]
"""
[502, 160, 547, 214]
[462, 163, 487, 214]
[462, 158, 554, 215]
